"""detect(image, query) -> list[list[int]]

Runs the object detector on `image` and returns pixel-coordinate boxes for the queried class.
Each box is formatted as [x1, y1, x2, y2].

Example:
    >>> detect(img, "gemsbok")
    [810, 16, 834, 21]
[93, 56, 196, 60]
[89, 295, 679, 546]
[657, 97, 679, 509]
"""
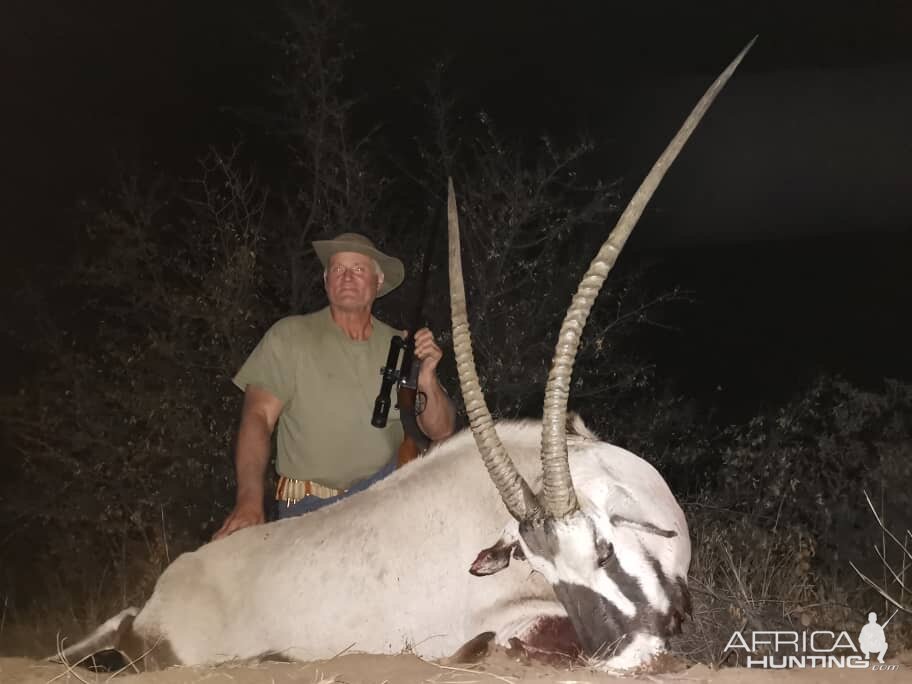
[54, 38, 754, 672]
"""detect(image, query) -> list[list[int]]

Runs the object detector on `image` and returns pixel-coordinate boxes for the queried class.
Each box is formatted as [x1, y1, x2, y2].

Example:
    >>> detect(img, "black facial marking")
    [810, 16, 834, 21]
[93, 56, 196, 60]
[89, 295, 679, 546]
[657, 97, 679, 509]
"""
[599, 550, 648, 606]
[648, 557, 692, 638]
[517, 518, 563, 563]
[595, 537, 614, 569]
[553, 581, 635, 658]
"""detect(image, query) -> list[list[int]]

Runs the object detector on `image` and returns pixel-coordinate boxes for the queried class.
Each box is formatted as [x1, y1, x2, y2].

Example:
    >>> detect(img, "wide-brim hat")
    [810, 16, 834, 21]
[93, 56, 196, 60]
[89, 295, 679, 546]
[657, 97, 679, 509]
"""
[312, 232, 405, 298]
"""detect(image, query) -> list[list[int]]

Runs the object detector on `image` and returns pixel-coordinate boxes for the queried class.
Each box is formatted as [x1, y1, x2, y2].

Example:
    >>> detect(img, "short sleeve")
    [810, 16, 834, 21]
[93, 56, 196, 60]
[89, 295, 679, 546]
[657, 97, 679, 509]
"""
[232, 318, 299, 403]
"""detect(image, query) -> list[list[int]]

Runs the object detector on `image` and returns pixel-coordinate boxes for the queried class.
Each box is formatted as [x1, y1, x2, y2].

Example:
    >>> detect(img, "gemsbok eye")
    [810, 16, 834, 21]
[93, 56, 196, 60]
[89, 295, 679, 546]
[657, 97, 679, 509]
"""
[596, 539, 614, 569]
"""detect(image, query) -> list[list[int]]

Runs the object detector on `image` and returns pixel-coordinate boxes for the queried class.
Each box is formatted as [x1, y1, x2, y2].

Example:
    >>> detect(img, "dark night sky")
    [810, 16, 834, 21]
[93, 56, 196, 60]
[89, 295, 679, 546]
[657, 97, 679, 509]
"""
[2, 1, 910, 419]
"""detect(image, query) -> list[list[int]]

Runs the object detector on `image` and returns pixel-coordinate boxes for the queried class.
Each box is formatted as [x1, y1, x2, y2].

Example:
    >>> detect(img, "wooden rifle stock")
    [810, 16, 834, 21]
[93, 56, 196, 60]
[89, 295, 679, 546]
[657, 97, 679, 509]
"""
[395, 339, 429, 466]
[396, 385, 422, 467]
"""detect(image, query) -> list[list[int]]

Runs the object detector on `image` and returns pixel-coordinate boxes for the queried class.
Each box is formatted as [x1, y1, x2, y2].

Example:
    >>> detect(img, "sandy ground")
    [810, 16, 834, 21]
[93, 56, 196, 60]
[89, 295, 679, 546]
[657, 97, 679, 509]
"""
[2, 650, 910, 684]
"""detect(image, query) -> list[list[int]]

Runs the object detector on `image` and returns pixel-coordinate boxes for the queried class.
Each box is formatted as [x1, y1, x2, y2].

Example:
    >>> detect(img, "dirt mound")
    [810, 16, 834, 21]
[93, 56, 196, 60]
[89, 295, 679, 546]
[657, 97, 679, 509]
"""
[2, 650, 909, 684]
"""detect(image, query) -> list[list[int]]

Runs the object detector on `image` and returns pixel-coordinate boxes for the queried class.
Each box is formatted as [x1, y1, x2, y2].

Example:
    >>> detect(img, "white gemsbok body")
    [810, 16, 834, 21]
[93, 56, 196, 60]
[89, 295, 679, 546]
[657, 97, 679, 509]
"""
[60, 419, 687, 670]
[55, 40, 754, 672]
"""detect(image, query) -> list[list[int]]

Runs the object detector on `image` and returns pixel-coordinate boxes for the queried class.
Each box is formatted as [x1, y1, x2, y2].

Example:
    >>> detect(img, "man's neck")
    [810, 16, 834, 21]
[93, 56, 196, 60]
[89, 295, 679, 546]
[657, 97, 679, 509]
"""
[329, 305, 373, 341]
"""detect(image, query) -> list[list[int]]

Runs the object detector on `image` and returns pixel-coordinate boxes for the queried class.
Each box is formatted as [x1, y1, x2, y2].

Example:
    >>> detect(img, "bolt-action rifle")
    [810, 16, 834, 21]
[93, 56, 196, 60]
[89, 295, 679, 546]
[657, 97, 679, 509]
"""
[371, 212, 441, 467]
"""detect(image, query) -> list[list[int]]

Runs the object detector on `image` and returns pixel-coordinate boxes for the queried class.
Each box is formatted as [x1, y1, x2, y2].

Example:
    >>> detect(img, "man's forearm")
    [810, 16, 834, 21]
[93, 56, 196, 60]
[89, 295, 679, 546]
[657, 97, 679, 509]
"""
[417, 377, 456, 441]
[234, 413, 272, 504]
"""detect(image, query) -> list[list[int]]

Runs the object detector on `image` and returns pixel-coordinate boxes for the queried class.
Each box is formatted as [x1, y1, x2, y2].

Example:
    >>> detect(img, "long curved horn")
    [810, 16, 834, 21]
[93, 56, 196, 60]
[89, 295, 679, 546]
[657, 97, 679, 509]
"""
[448, 179, 544, 522]
[540, 38, 758, 518]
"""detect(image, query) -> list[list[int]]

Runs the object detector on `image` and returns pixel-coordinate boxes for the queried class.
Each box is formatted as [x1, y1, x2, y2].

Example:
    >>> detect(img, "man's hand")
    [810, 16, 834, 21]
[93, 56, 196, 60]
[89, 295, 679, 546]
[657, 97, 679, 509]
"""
[413, 327, 443, 384]
[410, 327, 456, 441]
[212, 385, 282, 542]
[212, 499, 265, 541]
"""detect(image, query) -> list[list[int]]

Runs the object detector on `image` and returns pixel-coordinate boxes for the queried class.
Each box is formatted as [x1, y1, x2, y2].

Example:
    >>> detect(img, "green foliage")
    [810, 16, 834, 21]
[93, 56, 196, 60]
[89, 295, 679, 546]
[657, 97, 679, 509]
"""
[0, 151, 278, 616]
[715, 375, 912, 562]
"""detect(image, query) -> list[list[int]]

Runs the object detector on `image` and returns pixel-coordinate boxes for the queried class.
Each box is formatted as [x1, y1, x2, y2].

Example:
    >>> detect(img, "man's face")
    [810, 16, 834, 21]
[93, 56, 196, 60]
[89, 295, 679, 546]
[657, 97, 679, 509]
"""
[325, 251, 384, 312]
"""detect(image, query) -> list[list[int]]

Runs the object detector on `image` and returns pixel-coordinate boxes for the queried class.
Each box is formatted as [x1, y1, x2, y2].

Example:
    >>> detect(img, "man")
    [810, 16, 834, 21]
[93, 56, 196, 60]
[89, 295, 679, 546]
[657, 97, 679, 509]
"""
[213, 232, 456, 539]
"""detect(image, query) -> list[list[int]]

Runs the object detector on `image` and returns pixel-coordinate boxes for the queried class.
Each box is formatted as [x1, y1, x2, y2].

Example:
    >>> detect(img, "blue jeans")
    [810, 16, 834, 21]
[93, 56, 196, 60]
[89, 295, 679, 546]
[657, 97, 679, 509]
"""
[276, 458, 396, 519]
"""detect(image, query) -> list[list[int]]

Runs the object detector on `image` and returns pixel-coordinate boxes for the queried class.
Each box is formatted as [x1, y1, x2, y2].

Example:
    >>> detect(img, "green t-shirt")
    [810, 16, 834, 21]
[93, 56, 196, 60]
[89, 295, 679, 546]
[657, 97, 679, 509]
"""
[232, 307, 404, 489]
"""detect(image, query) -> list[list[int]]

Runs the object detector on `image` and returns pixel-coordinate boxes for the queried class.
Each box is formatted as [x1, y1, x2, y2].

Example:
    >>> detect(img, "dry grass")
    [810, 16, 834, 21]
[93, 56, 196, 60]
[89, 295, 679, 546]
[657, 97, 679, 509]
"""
[0, 516, 182, 661]
[672, 498, 912, 668]
[850, 490, 912, 617]
[675, 505, 850, 666]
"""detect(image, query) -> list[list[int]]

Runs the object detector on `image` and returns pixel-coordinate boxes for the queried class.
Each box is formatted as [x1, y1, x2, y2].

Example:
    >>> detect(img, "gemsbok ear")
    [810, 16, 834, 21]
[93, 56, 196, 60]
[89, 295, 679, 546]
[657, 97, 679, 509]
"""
[609, 514, 679, 538]
[469, 538, 525, 576]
